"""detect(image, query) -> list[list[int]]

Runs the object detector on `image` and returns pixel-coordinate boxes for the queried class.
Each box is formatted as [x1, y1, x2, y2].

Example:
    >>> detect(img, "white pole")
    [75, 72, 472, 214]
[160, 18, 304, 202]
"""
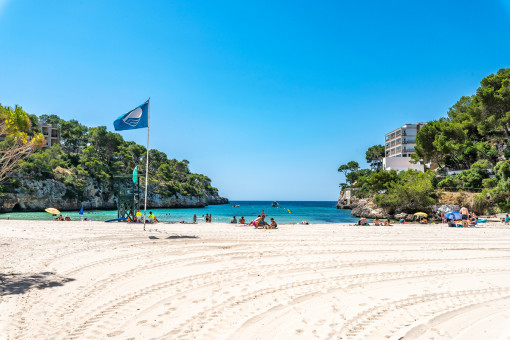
[143, 97, 150, 231]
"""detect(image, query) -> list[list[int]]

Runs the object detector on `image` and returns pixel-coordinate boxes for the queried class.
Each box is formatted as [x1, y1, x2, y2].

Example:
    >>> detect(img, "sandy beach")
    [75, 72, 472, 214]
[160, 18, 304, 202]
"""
[1, 220, 510, 339]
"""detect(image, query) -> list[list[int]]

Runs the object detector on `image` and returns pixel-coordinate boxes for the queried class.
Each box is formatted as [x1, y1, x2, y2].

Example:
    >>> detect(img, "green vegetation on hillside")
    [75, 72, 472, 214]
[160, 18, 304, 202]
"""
[338, 68, 510, 214]
[0, 105, 45, 186]
[1, 109, 220, 199]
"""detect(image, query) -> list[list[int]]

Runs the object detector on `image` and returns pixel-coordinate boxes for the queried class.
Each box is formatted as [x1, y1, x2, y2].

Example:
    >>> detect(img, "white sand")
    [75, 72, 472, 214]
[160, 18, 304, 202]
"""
[1, 220, 510, 339]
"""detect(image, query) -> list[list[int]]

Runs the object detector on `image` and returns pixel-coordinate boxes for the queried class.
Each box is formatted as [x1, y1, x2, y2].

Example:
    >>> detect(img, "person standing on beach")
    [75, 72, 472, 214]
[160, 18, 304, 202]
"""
[193, 214, 197, 223]
[209, 214, 212, 223]
[460, 206, 469, 228]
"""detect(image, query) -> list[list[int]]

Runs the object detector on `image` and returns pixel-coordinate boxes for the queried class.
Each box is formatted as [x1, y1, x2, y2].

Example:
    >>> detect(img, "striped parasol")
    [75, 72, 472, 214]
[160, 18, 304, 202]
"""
[45, 208, 60, 215]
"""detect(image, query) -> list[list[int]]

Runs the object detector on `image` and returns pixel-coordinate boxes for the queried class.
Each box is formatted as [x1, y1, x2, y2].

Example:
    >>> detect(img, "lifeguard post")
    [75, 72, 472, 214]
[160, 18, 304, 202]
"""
[113, 174, 140, 219]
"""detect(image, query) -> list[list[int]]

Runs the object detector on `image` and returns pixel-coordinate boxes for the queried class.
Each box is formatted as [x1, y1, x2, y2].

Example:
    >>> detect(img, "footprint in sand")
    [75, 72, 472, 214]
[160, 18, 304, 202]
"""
[106, 330, 124, 337]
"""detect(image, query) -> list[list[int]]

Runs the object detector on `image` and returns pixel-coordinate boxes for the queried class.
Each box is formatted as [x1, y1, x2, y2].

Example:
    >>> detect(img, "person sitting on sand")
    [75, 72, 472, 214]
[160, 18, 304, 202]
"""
[384, 219, 391, 226]
[358, 217, 368, 226]
[301, 221, 309, 225]
[230, 215, 237, 224]
[470, 212, 477, 224]
[148, 211, 158, 223]
[268, 218, 278, 229]
[258, 219, 268, 228]
[253, 215, 263, 227]
[239, 216, 245, 224]
[420, 218, 428, 224]
[136, 209, 143, 222]
[373, 217, 381, 226]
[64, 215, 71, 221]
[399, 218, 405, 224]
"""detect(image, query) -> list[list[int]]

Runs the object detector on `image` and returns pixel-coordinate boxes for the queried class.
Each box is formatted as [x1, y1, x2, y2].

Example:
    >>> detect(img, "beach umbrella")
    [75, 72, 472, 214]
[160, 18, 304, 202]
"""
[45, 208, 60, 215]
[414, 212, 427, 217]
[445, 211, 462, 220]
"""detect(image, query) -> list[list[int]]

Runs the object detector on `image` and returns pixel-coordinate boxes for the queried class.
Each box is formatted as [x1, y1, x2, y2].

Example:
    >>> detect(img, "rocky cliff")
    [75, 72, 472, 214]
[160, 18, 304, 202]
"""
[0, 178, 228, 212]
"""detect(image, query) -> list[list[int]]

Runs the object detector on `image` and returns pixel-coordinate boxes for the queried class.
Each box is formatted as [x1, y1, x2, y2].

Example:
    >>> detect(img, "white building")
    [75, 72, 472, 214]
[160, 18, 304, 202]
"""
[383, 123, 426, 172]
[37, 122, 60, 148]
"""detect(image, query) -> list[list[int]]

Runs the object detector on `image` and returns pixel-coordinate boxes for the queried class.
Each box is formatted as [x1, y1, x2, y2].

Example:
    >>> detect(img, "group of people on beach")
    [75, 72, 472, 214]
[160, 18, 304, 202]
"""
[127, 209, 159, 223]
[359, 206, 480, 228]
[444, 206, 478, 228]
[229, 210, 278, 229]
[54, 214, 71, 221]
[358, 217, 392, 226]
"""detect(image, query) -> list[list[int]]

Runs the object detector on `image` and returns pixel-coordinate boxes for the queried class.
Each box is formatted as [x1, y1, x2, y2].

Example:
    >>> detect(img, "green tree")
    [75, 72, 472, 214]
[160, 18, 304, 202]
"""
[374, 170, 435, 213]
[338, 161, 360, 185]
[0, 105, 45, 184]
[60, 119, 88, 153]
[477, 68, 510, 137]
[365, 145, 385, 170]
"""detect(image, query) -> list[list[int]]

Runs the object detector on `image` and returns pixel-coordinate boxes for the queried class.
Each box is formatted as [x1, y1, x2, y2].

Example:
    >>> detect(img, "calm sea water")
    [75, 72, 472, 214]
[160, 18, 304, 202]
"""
[0, 201, 357, 224]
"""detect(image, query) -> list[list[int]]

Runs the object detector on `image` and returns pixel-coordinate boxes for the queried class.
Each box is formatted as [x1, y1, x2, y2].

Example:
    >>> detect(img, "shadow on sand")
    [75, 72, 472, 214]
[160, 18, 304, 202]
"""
[166, 235, 198, 240]
[148, 235, 199, 240]
[0, 272, 75, 296]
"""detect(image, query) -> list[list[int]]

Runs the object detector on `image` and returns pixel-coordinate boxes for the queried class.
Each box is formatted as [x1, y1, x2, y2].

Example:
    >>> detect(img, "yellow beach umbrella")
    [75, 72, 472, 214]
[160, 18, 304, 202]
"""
[45, 208, 60, 215]
[414, 212, 427, 217]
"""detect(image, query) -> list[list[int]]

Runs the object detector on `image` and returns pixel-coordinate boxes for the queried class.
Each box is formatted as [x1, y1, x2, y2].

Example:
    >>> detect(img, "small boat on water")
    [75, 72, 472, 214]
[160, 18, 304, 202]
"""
[271, 201, 279, 207]
[232, 204, 240, 208]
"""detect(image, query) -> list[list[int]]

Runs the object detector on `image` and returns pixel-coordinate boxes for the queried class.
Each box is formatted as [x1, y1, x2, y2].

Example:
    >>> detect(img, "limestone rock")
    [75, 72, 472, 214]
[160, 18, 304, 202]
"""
[0, 178, 228, 212]
[350, 199, 390, 219]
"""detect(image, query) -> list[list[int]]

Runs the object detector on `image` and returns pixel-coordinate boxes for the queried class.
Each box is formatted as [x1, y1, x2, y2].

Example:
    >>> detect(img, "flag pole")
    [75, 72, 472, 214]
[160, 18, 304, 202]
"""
[143, 97, 150, 231]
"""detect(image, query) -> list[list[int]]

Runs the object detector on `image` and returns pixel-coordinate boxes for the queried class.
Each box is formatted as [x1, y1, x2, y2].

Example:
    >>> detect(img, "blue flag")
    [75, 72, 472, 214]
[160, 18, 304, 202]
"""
[79, 206, 84, 215]
[114, 100, 149, 131]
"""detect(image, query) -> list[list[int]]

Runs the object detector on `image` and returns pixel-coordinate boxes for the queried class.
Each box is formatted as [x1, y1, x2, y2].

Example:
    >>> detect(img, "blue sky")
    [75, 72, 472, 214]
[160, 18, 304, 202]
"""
[1, 1, 510, 200]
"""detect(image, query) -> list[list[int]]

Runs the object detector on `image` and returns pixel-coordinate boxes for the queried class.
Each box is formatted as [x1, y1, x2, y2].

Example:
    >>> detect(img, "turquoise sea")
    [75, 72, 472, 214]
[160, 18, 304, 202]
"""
[0, 201, 357, 224]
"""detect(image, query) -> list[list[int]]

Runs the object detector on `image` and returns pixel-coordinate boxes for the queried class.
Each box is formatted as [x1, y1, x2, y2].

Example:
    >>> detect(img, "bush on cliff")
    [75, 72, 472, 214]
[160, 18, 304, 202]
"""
[374, 171, 435, 213]
[15, 113, 221, 199]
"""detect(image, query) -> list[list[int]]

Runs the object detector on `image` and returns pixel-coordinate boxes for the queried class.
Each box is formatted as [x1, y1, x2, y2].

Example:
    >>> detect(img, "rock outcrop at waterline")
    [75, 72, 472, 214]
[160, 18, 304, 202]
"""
[0, 178, 228, 213]
[337, 189, 462, 221]
[345, 197, 462, 221]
